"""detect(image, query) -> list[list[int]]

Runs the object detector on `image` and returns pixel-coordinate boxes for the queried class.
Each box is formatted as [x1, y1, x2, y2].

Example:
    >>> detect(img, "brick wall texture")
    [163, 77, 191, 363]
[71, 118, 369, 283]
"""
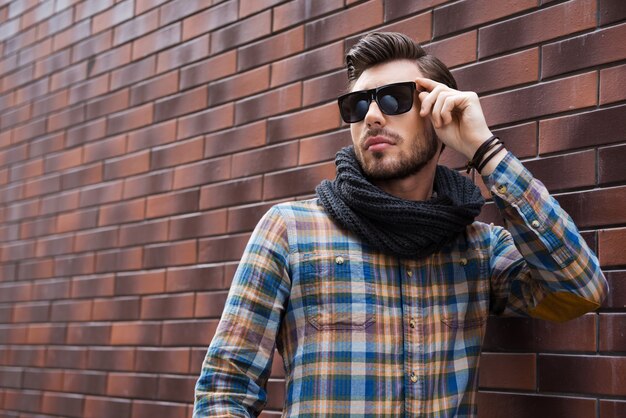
[0, 0, 625, 416]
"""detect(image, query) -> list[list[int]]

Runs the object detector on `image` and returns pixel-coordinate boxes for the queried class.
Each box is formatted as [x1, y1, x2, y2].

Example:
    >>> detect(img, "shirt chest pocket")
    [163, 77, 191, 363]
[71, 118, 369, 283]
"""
[301, 252, 376, 331]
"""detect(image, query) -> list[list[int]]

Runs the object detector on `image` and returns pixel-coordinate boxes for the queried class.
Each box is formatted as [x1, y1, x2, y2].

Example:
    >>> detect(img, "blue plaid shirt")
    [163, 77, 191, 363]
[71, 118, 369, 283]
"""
[194, 152, 607, 417]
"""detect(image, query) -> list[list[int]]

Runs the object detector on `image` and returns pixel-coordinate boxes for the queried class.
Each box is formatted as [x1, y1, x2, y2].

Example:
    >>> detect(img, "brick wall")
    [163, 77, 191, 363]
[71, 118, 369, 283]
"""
[0, 0, 625, 417]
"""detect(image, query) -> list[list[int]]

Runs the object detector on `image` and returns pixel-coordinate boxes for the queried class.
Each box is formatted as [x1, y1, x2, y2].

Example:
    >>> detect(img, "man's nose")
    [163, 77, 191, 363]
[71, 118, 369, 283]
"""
[364, 100, 386, 128]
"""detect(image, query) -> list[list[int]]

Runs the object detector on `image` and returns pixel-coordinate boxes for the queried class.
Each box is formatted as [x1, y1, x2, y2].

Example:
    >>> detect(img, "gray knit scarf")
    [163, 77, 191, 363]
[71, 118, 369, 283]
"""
[315, 146, 485, 259]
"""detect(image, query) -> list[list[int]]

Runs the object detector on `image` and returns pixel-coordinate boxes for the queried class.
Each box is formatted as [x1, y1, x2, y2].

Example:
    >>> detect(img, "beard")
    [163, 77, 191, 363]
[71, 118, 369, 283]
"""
[355, 127, 439, 181]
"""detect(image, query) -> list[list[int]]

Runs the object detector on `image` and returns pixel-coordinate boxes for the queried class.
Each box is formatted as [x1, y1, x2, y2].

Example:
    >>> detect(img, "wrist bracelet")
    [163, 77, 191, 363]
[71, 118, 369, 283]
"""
[466, 135, 499, 173]
[477, 143, 505, 173]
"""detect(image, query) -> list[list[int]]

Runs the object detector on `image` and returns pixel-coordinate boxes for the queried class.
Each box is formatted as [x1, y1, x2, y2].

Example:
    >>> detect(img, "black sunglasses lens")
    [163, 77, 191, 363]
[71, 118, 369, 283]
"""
[377, 84, 414, 115]
[340, 93, 370, 123]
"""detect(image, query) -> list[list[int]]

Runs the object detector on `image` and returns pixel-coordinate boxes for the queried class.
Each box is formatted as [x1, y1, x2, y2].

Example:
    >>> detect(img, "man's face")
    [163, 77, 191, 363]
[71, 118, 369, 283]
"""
[349, 59, 438, 180]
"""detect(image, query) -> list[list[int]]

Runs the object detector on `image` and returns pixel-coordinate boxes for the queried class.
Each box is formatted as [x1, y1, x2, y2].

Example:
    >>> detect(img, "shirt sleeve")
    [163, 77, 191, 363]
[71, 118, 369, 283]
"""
[193, 206, 291, 417]
[482, 152, 608, 322]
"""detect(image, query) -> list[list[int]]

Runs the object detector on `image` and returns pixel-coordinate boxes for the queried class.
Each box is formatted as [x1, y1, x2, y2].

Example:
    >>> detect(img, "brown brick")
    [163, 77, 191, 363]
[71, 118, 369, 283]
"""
[74, 227, 118, 252]
[165, 264, 225, 292]
[232, 142, 299, 178]
[107, 372, 158, 398]
[132, 400, 187, 418]
[64, 370, 107, 395]
[151, 136, 204, 169]
[599, 0, 626, 25]
[72, 30, 113, 64]
[424, 31, 478, 69]
[130, 70, 179, 106]
[305, 0, 383, 48]
[237, 26, 303, 72]
[132, 22, 181, 61]
[557, 186, 626, 229]
[44, 146, 82, 173]
[169, 210, 227, 240]
[33, 279, 70, 301]
[127, 120, 177, 152]
[302, 70, 345, 107]
[602, 270, 625, 310]
[106, 103, 153, 136]
[28, 132, 65, 158]
[141, 293, 194, 319]
[93, 0, 133, 33]
[61, 163, 102, 191]
[32, 89, 69, 117]
[85, 42, 128, 79]
[123, 170, 173, 199]
[177, 103, 234, 139]
[95, 246, 143, 273]
[36, 234, 73, 257]
[135, 347, 190, 374]
[41, 392, 84, 417]
[157, 374, 196, 402]
[161, 319, 218, 346]
[542, 22, 626, 78]
[154, 86, 206, 122]
[72, 274, 115, 298]
[84, 396, 131, 418]
[119, 218, 168, 246]
[68, 74, 109, 105]
[144, 239, 197, 268]
[99, 198, 145, 226]
[67, 322, 111, 345]
[114, 270, 166, 297]
[66, 118, 106, 147]
[183, 0, 238, 40]
[482, 71, 597, 127]
[198, 233, 250, 263]
[227, 202, 277, 234]
[13, 301, 49, 323]
[539, 355, 626, 396]
[195, 291, 228, 318]
[235, 82, 302, 125]
[273, 0, 341, 31]
[78, 180, 123, 207]
[111, 55, 155, 90]
[46, 346, 88, 369]
[599, 227, 626, 267]
[6, 346, 44, 367]
[111, 321, 160, 345]
[599, 313, 626, 351]
[452, 48, 539, 94]
[199, 176, 262, 210]
[114, 8, 159, 45]
[3, 389, 42, 413]
[84, 135, 127, 164]
[211, 10, 271, 53]
[477, 392, 596, 418]
[50, 299, 92, 322]
[263, 162, 335, 200]
[600, 63, 626, 105]
[2, 240, 36, 263]
[268, 102, 341, 143]
[87, 347, 135, 371]
[17, 258, 54, 280]
[92, 296, 140, 321]
[601, 400, 626, 418]
[435, 0, 536, 37]
[157, 34, 209, 73]
[146, 189, 198, 218]
[55, 253, 96, 277]
[35, 49, 71, 78]
[173, 156, 231, 189]
[0, 367, 23, 389]
[483, 314, 597, 352]
[299, 130, 352, 166]
[524, 150, 595, 192]
[479, 0, 596, 59]
[270, 41, 343, 87]
[27, 323, 66, 344]
[210, 65, 270, 107]
[86, 89, 129, 120]
[180, 50, 236, 90]
[104, 149, 150, 180]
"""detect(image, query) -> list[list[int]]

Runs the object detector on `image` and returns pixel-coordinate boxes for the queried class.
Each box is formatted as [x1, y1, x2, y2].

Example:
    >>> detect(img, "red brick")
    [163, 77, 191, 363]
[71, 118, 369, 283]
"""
[17, 258, 54, 279]
[305, 0, 383, 48]
[268, 102, 341, 143]
[93, 296, 140, 321]
[98, 198, 145, 226]
[158, 374, 196, 402]
[557, 186, 626, 228]
[107, 372, 158, 398]
[44, 147, 82, 173]
[195, 291, 228, 318]
[435, 0, 536, 37]
[84, 396, 131, 418]
[27, 322, 67, 343]
[6, 199, 38, 222]
[199, 176, 262, 210]
[177, 103, 234, 139]
[161, 319, 218, 346]
[66, 118, 106, 147]
[599, 227, 626, 267]
[50, 299, 92, 321]
[144, 239, 197, 268]
[13, 301, 49, 323]
[452, 48, 539, 94]
[599, 313, 626, 351]
[477, 392, 596, 418]
[482, 71, 597, 127]
[272, 0, 343, 31]
[119, 218, 168, 246]
[270, 41, 343, 87]
[10, 158, 43, 182]
[130, 70, 179, 106]
[172, 156, 230, 189]
[600, 63, 626, 105]
[209, 65, 270, 107]
[263, 162, 335, 200]
[602, 271, 626, 310]
[123, 170, 173, 199]
[111, 321, 160, 345]
[61, 163, 102, 191]
[227, 202, 277, 234]
[483, 314, 597, 352]
[72, 274, 115, 298]
[32, 88, 69, 116]
[539, 355, 626, 396]
[157, 34, 209, 73]
[599, 0, 626, 25]
[542, 22, 626, 78]
[28, 132, 64, 158]
[110, 56, 155, 90]
[601, 400, 626, 418]
[135, 347, 190, 373]
[92, 44, 132, 76]
[95, 246, 143, 273]
[6, 346, 44, 366]
[2, 240, 36, 263]
[235, 82, 302, 125]
[106, 103, 153, 136]
[131, 23, 181, 61]
[198, 233, 250, 263]
[36, 234, 73, 257]
[64, 370, 107, 395]
[238, 26, 304, 72]
[299, 130, 352, 166]
[126, 120, 177, 152]
[151, 136, 204, 169]
[114, 8, 159, 45]
[146, 189, 198, 218]
[72, 30, 113, 63]
[75, 0, 114, 20]
[35, 49, 71, 78]
[74, 227, 118, 252]
[84, 135, 127, 164]
[55, 252, 96, 277]
[92, 0, 133, 34]
[141, 293, 194, 319]
[232, 142, 299, 178]
[181, 0, 238, 40]
[302, 70, 345, 107]
[86, 89, 129, 120]
[13, 117, 47, 143]
[0, 367, 23, 389]
[211, 10, 271, 53]
[41, 392, 83, 417]
[524, 150, 595, 192]
[2, 389, 42, 413]
[46, 346, 88, 369]
[132, 400, 187, 418]
[87, 347, 135, 371]
[78, 180, 123, 207]
[115, 270, 165, 295]
[104, 149, 150, 180]
[168, 210, 227, 240]
[180, 50, 236, 90]
[165, 264, 225, 292]
[479, 0, 596, 59]
[32, 279, 70, 301]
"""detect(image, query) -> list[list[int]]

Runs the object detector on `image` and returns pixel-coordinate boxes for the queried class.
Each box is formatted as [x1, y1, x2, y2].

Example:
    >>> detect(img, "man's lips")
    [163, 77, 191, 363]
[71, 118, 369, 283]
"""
[363, 136, 395, 151]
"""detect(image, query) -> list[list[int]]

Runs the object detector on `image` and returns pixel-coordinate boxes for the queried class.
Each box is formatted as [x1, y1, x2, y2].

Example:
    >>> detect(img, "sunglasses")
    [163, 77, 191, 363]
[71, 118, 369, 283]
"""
[337, 81, 417, 123]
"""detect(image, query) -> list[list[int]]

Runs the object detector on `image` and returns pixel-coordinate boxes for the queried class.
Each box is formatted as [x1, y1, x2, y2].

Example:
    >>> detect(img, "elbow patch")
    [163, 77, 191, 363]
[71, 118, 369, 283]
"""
[529, 291, 600, 323]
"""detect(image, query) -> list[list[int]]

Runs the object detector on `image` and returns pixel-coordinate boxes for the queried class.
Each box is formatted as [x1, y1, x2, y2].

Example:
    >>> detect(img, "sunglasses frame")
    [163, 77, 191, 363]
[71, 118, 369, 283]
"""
[337, 81, 417, 123]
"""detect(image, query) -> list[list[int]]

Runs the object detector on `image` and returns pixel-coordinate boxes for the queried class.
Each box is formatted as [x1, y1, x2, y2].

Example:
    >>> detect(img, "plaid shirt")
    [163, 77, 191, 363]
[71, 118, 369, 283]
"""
[194, 152, 607, 417]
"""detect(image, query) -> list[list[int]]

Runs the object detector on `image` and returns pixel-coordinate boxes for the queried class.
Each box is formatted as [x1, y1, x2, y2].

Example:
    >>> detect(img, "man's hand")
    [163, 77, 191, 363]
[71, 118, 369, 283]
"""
[415, 77, 494, 161]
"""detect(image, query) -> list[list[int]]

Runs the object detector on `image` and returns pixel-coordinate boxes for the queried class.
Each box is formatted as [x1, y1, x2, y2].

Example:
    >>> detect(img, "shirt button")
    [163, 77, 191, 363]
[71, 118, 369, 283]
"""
[531, 220, 540, 229]
[409, 319, 416, 328]
[335, 256, 344, 265]
[409, 372, 418, 383]
[460, 258, 468, 266]
[497, 184, 507, 194]
[407, 270, 413, 277]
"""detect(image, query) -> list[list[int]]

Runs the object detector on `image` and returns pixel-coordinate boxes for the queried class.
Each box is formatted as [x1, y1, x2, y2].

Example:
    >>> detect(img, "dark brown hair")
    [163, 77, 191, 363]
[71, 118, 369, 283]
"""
[346, 32, 457, 90]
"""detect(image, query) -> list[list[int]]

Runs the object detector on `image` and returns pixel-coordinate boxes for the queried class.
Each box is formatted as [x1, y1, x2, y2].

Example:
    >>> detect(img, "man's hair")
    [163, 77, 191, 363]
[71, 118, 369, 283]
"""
[346, 32, 457, 90]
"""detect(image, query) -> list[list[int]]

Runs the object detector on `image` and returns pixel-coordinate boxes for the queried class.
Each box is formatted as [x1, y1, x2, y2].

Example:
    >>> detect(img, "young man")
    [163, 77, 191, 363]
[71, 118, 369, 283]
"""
[194, 32, 608, 417]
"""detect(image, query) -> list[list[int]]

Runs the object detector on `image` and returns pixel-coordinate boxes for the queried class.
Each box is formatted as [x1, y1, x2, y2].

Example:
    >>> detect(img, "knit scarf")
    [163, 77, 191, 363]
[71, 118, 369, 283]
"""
[315, 146, 485, 259]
